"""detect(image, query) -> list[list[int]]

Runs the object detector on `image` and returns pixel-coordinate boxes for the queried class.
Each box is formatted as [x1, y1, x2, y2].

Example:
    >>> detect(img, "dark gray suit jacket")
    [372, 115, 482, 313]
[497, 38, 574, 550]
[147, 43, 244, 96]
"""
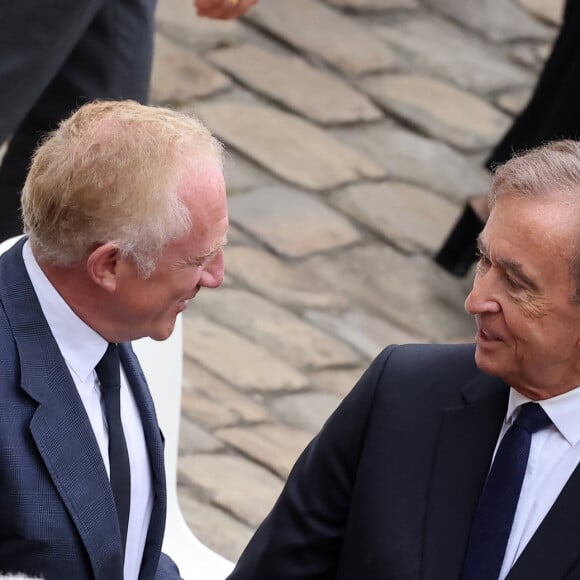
[0, 239, 179, 579]
[228, 343, 580, 579]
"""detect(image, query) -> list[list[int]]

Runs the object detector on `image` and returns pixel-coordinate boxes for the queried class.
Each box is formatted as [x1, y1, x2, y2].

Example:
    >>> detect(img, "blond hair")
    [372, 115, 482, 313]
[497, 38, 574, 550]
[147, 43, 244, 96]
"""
[22, 100, 223, 277]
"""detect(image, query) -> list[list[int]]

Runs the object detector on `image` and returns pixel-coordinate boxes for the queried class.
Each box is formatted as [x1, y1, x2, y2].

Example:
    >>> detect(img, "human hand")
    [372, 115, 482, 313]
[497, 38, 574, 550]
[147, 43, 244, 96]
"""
[194, 0, 258, 20]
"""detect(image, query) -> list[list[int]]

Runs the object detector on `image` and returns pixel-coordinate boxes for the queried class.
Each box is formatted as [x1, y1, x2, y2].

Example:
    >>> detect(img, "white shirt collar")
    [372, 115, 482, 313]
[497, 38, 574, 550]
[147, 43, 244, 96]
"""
[506, 386, 580, 446]
[22, 240, 108, 383]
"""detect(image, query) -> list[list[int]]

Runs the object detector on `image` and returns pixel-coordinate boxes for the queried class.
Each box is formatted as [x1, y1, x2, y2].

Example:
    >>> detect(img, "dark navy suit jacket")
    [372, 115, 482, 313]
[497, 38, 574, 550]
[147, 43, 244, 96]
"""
[0, 239, 180, 579]
[229, 343, 580, 579]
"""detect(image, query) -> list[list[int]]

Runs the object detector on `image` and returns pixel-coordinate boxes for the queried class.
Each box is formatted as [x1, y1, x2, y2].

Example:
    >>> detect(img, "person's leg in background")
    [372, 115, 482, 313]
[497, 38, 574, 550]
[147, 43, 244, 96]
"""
[434, 0, 580, 276]
[0, 0, 157, 239]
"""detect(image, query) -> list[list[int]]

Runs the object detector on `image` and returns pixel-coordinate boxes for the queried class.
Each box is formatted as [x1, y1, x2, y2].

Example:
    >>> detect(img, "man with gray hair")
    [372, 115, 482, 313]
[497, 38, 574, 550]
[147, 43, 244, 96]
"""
[228, 140, 580, 579]
[0, 100, 228, 579]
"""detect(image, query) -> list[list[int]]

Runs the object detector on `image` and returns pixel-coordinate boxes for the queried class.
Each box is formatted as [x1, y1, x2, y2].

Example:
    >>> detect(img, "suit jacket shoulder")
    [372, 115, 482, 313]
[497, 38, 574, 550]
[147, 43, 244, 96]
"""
[228, 343, 508, 580]
[0, 240, 177, 580]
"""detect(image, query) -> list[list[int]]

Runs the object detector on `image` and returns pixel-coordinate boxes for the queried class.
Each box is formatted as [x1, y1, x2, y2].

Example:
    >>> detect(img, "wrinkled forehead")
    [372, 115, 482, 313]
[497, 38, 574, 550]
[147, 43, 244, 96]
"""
[486, 195, 580, 263]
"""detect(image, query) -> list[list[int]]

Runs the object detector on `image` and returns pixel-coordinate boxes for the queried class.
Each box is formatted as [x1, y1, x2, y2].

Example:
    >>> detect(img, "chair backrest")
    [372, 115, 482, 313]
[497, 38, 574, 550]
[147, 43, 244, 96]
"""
[0, 235, 234, 579]
[133, 324, 234, 578]
[0, 235, 23, 255]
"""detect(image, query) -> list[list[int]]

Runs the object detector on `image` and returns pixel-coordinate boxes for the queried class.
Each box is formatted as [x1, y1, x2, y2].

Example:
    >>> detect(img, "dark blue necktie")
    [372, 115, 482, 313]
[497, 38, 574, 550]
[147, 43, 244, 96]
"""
[461, 402, 551, 580]
[96, 343, 131, 555]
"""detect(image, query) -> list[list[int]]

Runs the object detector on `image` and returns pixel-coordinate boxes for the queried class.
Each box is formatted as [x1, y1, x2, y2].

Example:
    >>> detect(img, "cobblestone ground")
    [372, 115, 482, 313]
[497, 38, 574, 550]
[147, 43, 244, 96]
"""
[150, 0, 565, 563]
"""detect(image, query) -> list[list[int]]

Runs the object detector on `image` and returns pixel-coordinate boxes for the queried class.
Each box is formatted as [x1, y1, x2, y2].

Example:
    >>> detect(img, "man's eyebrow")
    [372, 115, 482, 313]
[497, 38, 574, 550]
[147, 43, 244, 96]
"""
[192, 235, 228, 263]
[477, 235, 539, 291]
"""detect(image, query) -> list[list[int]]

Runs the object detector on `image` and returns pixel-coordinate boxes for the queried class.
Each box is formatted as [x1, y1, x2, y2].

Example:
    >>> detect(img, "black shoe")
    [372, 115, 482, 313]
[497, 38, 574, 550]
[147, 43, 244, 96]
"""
[434, 203, 484, 277]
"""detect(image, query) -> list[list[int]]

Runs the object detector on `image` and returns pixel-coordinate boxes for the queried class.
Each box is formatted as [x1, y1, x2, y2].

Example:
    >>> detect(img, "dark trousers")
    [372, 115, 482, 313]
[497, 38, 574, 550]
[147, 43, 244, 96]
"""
[436, 0, 580, 275]
[486, 0, 580, 168]
[0, 0, 157, 238]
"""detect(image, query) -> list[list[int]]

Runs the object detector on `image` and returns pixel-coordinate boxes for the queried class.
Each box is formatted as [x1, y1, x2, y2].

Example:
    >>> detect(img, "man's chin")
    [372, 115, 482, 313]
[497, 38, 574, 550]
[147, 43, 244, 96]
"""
[148, 320, 177, 341]
[474, 349, 502, 377]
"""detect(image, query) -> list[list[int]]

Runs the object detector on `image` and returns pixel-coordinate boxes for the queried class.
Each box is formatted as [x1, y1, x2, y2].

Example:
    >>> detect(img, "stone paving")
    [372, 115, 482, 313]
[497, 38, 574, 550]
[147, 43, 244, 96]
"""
[150, 0, 564, 563]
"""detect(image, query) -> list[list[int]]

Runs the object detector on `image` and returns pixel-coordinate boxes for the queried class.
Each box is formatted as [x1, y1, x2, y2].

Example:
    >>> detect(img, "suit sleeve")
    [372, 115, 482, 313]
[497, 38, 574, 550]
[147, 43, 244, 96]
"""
[226, 346, 397, 580]
[155, 551, 182, 579]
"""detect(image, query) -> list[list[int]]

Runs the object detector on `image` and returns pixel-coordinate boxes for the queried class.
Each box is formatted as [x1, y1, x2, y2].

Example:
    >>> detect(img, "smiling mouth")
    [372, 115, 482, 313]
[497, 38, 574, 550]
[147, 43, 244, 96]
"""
[477, 328, 502, 343]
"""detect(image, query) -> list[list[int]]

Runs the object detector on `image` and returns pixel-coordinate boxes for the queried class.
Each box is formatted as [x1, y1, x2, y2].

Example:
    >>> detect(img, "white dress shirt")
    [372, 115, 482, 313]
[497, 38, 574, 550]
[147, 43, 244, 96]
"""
[497, 387, 580, 579]
[23, 241, 153, 580]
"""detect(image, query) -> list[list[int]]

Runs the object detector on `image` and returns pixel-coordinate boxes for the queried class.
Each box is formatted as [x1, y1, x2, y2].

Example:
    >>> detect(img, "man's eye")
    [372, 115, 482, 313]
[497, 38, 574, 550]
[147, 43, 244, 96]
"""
[505, 276, 523, 291]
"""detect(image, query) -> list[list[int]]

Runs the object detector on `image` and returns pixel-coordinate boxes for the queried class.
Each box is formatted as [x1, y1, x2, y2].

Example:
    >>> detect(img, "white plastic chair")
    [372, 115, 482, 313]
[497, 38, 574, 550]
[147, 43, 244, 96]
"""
[134, 323, 234, 579]
[0, 235, 234, 580]
[0, 234, 22, 255]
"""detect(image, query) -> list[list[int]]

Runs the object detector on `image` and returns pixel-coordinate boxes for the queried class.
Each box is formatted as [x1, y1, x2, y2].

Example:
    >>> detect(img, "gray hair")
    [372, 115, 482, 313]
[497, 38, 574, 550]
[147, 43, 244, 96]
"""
[489, 139, 580, 303]
[489, 139, 580, 208]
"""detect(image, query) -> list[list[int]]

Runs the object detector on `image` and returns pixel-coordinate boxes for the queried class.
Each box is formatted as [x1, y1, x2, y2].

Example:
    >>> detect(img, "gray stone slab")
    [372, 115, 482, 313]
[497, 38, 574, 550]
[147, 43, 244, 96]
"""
[361, 74, 511, 151]
[196, 102, 385, 190]
[306, 307, 424, 360]
[301, 244, 475, 340]
[536, 40, 555, 62]
[209, 44, 382, 125]
[310, 367, 369, 398]
[509, 41, 544, 70]
[150, 34, 231, 105]
[179, 416, 224, 454]
[328, 0, 418, 8]
[331, 181, 460, 253]
[519, 0, 564, 25]
[183, 357, 270, 425]
[183, 359, 270, 423]
[228, 186, 361, 257]
[177, 489, 254, 562]
[496, 87, 532, 116]
[178, 454, 284, 527]
[225, 223, 257, 246]
[377, 16, 534, 94]
[224, 151, 276, 196]
[215, 424, 312, 479]
[271, 392, 344, 434]
[194, 289, 360, 369]
[423, 0, 553, 41]
[518, 0, 565, 25]
[223, 246, 349, 310]
[181, 389, 238, 428]
[182, 355, 231, 394]
[245, 0, 397, 75]
[183, 314, 309, 391]
[332, 125, 490, 203]
[155, 0, 241, 52]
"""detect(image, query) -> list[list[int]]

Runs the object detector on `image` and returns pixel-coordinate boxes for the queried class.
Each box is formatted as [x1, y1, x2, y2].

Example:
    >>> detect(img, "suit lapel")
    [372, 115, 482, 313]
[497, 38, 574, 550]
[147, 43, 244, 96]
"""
[0, 240, 123, 579]
[421, 372, 509, 580]
[507, 460, 580, 579]
[120, 343, 167, 579]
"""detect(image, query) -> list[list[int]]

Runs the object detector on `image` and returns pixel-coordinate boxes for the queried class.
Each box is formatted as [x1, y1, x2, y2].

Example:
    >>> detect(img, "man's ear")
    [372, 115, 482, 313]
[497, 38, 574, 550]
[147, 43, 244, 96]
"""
[86, 243, 120, 292]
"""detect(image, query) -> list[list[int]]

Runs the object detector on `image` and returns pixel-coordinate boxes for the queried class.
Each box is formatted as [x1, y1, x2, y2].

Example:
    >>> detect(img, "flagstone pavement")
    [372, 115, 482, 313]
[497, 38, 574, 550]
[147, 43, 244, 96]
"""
[150, 0, 565, 563]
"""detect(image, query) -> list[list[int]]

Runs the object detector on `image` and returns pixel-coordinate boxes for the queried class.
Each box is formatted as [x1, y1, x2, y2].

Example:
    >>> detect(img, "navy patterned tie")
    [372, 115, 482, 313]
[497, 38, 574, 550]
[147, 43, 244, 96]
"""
[461, 402, 551, 580]
[96, 343, 131, 555]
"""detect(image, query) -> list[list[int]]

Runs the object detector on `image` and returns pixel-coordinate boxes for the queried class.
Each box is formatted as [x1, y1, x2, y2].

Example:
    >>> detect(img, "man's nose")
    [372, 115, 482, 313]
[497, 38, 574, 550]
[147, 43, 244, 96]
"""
[464, 270, 501, 315]
[199, 250, 224, 289]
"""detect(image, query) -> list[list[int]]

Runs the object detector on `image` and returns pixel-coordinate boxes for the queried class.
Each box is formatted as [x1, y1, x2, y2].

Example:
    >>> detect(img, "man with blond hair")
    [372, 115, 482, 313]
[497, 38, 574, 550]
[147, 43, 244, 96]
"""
[229, 140, 580, 579]
[0, 0, 258, 238]
[0, 100, 228, 579]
